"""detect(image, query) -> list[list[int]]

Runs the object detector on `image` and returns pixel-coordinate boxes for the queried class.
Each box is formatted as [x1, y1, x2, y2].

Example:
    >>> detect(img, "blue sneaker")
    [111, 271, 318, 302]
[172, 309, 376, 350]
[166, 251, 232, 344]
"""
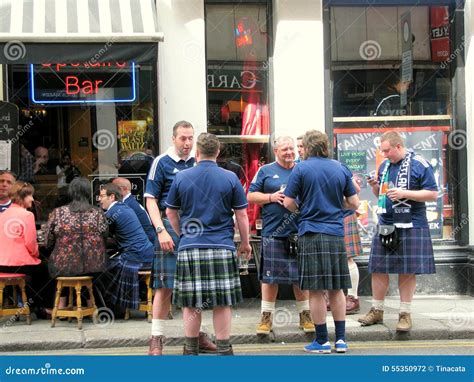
[304, 340, 331, 354]
[335, 339, 348, 353]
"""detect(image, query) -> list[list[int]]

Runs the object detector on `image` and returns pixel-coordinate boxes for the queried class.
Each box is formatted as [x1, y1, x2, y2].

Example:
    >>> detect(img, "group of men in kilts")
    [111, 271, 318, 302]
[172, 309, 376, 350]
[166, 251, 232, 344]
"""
[144, 121, 437, 355]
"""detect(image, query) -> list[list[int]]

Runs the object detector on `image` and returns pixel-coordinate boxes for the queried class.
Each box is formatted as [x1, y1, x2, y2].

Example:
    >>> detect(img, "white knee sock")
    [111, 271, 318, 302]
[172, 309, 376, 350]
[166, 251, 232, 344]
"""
[372, 299, 384, 311]
[399, 302, 411, 314]
[295, 300, 310, 313]
[261, 300, 276, 314]
[347, 262, 359, 298]
[151, 319, 166, 336]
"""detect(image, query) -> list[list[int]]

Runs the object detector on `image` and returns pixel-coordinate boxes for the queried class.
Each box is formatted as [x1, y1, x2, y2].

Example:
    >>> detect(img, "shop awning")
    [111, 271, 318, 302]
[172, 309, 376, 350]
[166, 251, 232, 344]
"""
[0, 0, 163, 64]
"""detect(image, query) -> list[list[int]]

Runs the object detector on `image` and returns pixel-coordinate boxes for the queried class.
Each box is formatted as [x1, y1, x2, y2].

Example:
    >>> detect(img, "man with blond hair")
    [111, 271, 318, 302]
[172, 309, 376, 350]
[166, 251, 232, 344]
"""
[359, 131, 437, 332]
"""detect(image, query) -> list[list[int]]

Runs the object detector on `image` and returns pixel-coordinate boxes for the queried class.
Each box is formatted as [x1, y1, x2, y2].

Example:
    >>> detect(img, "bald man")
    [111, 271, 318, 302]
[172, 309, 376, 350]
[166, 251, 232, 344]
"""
[112, 178, 156, 246]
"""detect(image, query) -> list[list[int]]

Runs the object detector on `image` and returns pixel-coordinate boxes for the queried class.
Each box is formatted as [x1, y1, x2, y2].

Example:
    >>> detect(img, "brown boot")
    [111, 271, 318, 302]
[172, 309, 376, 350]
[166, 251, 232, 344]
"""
[148, 335, 164, 356]
[256, 311, 273, 334]
[358, 308, 384, 326]
[217, 345, 234, 355]
[346, 295, 360, 315]
[198, 332, 217, 353]
[299, 310, 315, 333]
[396, 312, 412, 332]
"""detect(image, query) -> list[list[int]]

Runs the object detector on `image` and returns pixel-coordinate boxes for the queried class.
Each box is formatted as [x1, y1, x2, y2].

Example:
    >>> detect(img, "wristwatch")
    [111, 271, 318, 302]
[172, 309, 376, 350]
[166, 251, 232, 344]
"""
[155, 226, 165, 234]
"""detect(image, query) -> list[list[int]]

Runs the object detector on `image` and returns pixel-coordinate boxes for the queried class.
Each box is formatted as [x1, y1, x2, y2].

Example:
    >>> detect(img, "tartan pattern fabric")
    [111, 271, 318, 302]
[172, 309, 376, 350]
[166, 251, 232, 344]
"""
[104, 256, 143, 310]
[260, 237, 299, 285]
[298, 233, 352, 291]
[151, 219, 179, 289]
[172, 248, 243, 308]
[369, 226, 436, 275]
[344, 214, 363, 258]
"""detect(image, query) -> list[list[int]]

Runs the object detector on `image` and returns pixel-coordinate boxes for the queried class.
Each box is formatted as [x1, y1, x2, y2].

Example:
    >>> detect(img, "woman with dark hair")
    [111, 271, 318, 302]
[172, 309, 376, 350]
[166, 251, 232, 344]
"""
[46, 177, 108, 282]
[283, 130, 360, 354]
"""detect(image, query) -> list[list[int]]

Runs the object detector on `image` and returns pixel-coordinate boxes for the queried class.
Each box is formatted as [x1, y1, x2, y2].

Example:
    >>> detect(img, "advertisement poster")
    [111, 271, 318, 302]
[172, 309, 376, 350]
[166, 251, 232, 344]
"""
[336, 129, 446, 239]
[118, 120, 147, 152]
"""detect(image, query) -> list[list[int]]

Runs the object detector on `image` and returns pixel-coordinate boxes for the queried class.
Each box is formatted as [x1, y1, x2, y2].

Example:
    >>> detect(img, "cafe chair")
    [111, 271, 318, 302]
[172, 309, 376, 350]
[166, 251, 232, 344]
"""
[51, 276, 97, 330]
[0, 273, 31, 325]
[125, 270, 152, 322]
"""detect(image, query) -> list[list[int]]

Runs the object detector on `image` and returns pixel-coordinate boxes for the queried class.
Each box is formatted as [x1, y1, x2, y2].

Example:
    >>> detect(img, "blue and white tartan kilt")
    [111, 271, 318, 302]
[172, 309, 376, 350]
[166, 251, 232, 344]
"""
[172, 248, 243, 309]
[369, 226, 436, 275]
[151, 218, 179, 289]
[260, 237, 299, 285]
[298, 233, 352, 291]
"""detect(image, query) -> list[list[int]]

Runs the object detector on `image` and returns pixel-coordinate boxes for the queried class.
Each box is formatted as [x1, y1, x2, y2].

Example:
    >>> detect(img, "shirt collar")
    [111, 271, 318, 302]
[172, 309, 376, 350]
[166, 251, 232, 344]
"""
[0, 199, 11, 207]
[166, 146, 194, 163]
[198, 160, 217, 166]
[123, 193, 132, 201]
[107, 201, 118, 212]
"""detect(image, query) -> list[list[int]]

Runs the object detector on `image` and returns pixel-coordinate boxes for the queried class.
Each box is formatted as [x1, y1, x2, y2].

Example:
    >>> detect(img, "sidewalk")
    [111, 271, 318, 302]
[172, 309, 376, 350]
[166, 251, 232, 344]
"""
[0, 295, 472, 352]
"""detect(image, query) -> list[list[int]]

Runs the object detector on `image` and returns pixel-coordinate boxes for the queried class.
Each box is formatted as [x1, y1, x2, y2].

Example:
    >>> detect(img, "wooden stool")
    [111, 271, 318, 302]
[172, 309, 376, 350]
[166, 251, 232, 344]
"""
[0, 273, 31, 325]
[51, 276, 97, 330]
[125, 270, 152, 322]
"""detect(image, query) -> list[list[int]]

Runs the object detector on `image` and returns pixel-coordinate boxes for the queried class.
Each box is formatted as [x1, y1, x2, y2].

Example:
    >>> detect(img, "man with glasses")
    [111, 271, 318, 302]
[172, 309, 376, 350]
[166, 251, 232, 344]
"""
[0, 170, 16, 212]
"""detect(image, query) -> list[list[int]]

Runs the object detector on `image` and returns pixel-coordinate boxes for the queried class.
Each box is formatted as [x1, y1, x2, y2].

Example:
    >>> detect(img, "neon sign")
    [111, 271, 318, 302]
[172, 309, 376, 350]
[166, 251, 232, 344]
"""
[30, 62, 137, 104]
[235, 19, 253, 48]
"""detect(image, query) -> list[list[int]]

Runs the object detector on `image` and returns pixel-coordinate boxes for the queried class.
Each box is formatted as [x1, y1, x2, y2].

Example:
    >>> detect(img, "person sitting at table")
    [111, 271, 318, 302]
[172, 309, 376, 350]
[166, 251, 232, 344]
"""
[45, 177, 109, 310]
[0, 181, 51, 316]
[99, 183, 154, 312]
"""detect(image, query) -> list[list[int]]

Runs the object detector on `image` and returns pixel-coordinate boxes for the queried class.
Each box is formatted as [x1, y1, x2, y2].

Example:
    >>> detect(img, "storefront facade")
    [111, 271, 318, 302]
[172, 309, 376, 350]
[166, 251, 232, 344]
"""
[0, 0, 472, 294]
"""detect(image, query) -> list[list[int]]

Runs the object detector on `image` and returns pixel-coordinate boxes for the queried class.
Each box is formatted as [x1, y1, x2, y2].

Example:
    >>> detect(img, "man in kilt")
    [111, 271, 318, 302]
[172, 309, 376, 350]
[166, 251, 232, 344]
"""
[248, 136, 314, 334]
[145, 121, 216, 355]
[165, 133, 251, 355]
[358, 131, 437, 332]
[99, 183, 154, 310]
[283, 130, 359, 354]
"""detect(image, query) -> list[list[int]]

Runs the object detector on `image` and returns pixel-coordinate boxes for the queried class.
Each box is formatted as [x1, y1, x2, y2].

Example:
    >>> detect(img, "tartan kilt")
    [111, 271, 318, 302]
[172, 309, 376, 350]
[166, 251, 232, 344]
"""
[151, 219, 179, 289]
[260, 237, 299, 285]
[369, 226, 436, 275]
[298, 233, 352, 291]
[104, 256, 142, 310]
[344, 213, 363, 258]
[172, 248, 243, 309]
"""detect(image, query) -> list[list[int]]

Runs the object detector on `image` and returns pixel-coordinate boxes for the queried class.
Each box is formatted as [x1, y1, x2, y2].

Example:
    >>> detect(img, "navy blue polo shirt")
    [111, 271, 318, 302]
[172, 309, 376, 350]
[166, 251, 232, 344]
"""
[105, 202, 154, 263]
[284, 157, 356, 237]
[165, 160, 248, 251]
[0, 200, 12, 213]
[248, 162, 297, 237]
[144, 148, 195, 211]
[377, 155, 438, 228]
[123, 194, 156, 245]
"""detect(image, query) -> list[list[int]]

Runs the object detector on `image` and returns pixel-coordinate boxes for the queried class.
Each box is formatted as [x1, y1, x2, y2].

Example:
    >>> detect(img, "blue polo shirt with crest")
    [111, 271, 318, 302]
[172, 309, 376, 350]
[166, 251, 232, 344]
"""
[248, 162, 297, 237]
[165, 160, 248, 251]
[144, 147, 195, 211]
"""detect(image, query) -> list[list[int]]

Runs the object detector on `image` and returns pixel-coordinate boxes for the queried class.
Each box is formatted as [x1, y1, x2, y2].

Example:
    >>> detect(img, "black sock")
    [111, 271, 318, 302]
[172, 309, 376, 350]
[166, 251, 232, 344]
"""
[315, 324, 328, 345]
[334, 320, 346, 342]
[185, 336, 199, 354]
[216, 339, 231, 352]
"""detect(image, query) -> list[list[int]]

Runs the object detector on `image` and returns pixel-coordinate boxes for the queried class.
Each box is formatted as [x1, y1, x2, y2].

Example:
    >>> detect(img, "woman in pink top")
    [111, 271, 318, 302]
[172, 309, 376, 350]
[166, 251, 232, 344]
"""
[0, 182, 51, 317]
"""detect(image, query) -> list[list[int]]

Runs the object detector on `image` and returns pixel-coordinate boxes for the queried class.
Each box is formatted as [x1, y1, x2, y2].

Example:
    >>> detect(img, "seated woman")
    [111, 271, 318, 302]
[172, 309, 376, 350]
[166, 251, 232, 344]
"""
[45, 177, 108, 309]
[0, 181, 49, 315]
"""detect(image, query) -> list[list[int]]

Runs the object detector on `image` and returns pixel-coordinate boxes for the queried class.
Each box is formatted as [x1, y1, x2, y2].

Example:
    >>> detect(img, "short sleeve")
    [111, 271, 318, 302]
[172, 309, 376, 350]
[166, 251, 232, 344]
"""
[413, 158, 438, 191]
[248, 167, 265, 193]
[165, 176, 181, 209]
[144, 159, 165, 199]
[284, 165, 301, 199]
[342, 165, 357, 197]
[232, 175, 249, 210]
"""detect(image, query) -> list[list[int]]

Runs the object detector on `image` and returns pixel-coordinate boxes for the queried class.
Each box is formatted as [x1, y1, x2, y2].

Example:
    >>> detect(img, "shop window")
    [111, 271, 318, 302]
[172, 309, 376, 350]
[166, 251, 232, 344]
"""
[206, 3, 271, 230]
[8, 63, 157, 222]
[330, 5, 455, 241]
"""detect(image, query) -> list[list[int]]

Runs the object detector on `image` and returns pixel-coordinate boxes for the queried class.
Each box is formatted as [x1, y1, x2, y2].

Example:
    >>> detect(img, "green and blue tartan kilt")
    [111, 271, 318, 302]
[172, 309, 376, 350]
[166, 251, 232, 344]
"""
[260, 237, 299, 285]
[298, 233, 352, 291]
[172, 248, 243, 309]
[344, 214, 363, 258]
[369, 226, 436, 275]
[151, 219, 179, 289]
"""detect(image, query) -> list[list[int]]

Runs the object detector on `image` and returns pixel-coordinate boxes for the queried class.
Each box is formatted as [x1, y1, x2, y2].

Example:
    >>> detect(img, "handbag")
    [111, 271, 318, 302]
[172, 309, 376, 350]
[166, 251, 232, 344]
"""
[378, 225, 400, 251]
[288, 233, 298, 256]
